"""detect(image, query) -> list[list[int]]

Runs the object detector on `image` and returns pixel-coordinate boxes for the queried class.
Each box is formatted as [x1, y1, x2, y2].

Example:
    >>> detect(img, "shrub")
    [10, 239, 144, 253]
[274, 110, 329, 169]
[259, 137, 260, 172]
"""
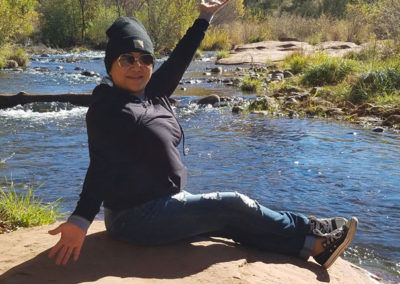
[241, 76, 263, 93]
[285, 52, 310, 74]
[349, 66, 400, 103]
[195, 49, 202, 59]
[86, 5, 118, 47]
[8, 48, 29, 67]
[201, 29, 231, 51]
[135, 0, 198, 52]
[217, 50, 230, 60]
[0, 0, 38, 46]
[301, 57, 357, 86]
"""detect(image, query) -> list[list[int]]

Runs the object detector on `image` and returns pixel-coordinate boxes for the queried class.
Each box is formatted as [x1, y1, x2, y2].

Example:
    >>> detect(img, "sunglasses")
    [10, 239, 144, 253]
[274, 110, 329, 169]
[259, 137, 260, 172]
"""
[118, 53, 154, 67]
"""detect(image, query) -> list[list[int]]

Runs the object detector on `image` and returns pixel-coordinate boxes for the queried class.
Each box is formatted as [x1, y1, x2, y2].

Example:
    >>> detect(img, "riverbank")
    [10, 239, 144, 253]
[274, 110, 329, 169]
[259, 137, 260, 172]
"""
[0, 221, 378, 284]
[196, 40, 400, 132]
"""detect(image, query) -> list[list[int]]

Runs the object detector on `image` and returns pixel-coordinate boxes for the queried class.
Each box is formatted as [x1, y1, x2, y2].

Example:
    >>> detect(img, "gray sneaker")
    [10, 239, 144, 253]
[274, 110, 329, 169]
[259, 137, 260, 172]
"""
[308, 216, 347, 235]
[313, 217, 358, 269]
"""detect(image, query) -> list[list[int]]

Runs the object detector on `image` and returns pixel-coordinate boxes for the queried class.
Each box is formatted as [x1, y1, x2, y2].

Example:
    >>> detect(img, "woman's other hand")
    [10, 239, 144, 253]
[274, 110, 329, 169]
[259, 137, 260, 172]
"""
[199, 0, 230, 14]
[48, 222, 86, 265]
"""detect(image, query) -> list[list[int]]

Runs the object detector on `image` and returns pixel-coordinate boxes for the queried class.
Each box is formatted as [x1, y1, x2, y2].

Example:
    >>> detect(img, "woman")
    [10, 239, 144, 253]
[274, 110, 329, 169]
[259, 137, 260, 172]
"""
[48, 0, 358, 269]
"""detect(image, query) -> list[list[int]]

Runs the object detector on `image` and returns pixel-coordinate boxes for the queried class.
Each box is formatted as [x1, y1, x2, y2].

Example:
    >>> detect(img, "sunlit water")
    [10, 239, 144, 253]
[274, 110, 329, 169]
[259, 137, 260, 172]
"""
[0, 52, 399, 283]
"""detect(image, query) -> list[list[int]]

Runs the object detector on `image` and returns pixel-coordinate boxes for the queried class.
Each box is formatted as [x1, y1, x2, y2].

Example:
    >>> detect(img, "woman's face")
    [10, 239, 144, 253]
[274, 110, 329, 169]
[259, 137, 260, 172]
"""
[109, 51, 153, 94]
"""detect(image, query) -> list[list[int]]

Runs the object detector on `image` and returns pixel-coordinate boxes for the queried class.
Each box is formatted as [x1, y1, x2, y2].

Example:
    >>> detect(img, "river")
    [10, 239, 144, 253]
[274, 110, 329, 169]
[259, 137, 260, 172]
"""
[0, 51, 399, 283]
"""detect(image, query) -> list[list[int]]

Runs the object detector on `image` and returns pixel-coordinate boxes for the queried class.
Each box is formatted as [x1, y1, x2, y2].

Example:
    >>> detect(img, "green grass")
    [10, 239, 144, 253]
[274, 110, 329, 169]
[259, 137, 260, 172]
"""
[240, 76, 263, 93]
[216, 50, 230, 60]
[200, 29, 231, 51]
[301, 56, 358, 86]
[0, 180, 62, 230]
[0, 46, 29, 68]
[349, 66, 400, 104]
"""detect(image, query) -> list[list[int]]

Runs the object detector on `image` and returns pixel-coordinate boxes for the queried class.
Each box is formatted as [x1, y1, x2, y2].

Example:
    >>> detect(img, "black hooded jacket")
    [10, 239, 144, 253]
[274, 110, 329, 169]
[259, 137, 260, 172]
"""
[71, 18, 209, 223]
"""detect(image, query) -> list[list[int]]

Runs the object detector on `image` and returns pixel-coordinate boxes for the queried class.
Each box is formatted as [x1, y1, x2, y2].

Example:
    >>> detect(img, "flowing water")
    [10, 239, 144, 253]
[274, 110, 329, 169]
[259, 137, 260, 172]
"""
[0, 51, 399, 283]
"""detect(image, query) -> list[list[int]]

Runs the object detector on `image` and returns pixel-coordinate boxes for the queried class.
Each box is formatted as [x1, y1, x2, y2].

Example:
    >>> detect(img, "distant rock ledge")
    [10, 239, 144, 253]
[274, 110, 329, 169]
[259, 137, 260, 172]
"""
[218, 41, 363, 65]
[0, 221, 377, 284]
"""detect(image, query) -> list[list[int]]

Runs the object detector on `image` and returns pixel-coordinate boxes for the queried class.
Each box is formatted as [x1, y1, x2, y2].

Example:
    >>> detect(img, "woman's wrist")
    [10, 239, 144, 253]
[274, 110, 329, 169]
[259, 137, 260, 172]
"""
[199, 11, 214, 23]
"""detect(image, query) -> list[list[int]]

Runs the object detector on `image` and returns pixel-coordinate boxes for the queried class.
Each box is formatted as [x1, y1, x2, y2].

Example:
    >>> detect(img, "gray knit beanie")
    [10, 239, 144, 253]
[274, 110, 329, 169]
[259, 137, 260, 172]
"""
[104, 17, 154, 74]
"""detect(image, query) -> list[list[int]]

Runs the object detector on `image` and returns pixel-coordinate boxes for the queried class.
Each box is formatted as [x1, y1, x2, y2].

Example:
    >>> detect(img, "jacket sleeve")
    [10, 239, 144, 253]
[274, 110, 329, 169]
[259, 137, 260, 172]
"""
[70, 98, 135, 229]
[145, 18, 210, 98]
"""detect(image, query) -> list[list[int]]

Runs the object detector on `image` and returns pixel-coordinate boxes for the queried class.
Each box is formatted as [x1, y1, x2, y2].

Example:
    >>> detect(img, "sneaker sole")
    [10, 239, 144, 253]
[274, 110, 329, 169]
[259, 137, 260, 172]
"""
[322, 217, 358, 269]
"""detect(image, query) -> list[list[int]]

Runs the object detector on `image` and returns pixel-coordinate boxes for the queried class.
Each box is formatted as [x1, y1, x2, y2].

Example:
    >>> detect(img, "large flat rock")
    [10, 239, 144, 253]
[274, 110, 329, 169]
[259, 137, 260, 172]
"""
[218, 41, 363, 65]
[0, 221, 375, 284]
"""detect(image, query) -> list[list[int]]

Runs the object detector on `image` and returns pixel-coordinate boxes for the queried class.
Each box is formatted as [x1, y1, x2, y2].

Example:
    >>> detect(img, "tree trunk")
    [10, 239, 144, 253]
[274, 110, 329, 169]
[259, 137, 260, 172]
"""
[0, 92, 92, 109]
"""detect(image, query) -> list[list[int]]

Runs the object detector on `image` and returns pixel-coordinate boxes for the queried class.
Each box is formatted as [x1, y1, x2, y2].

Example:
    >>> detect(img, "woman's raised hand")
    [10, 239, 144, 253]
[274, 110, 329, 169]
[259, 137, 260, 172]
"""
[198, 0, 230, 14]
[48, 222, 86, 265]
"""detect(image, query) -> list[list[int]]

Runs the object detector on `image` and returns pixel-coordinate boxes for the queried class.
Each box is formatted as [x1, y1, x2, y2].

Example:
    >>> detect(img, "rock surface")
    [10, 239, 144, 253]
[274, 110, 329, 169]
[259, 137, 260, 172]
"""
[0, 221, 376, 284]
[218, 41, 363, 65]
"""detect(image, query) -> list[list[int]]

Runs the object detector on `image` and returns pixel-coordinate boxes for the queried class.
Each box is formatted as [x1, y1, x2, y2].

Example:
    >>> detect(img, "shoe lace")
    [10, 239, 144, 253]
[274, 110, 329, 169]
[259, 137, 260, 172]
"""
[314, 228, 344, 246]
[309, 217, 333, 235]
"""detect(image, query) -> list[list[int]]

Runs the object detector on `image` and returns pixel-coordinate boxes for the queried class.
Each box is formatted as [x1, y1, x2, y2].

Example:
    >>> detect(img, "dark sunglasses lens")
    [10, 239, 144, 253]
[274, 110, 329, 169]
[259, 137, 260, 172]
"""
[139, 54, 154, 66]
[119, 54, 135, 67]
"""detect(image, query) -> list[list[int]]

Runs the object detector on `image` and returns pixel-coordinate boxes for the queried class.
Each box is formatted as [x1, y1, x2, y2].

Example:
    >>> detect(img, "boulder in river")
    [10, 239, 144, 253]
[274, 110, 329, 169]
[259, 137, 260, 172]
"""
[197, 94, 220, 107]
[211, 67, 223, 74]
[81, 70, 101, 77]
[232, 105, 245, 113]
[5, 60, 18, 69]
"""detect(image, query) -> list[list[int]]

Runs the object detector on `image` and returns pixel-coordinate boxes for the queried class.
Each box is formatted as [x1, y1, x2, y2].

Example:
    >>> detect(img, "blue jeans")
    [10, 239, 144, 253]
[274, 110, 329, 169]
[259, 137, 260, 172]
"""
[104, 191, 315, 258]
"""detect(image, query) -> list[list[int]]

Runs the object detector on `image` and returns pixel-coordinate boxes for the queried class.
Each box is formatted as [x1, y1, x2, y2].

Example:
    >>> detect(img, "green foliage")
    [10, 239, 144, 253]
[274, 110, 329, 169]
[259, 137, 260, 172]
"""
[201, 29, 231, 51]
[302, 58, 357, 86]
[0, 57, 5, 69]
[217, 51, 230, 60]
[194, 49, 202, 59]
[40, 0, 81, 46]
[0, 180, 62, 229]
[0, 46, 29, 68]
[350, 66, 400, 103]
[0, 0, 38, 46]
[8, 48, 29, 67]
[357, 0, 400, 40]
[247, 33, 267, 43]
[135, 0, 198, 52]
[86, 5, 119, 47]
[285, 52, 310, 74]
[248, 96, 278, 112]
[241, 76, 263, 92]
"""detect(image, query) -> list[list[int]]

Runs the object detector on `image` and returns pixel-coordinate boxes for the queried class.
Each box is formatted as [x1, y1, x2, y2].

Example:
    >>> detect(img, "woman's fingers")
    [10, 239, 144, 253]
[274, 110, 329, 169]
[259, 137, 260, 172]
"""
[48, 225, 62, 235]
[61, 247, 74, 266]
[48, 222, 86, 265]
[73, 245, 82, 262]
[56, 245, 68, 266]
[48, 241, 62, 259]
[199, 0, 230, 13]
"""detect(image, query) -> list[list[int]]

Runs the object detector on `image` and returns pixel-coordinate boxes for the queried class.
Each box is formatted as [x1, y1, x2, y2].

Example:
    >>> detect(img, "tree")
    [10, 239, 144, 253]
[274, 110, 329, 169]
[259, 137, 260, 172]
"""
[40, 0, 81, 46]
[112, 0, 146, 17]
[135, 0, 198, 52]
[0, 0, 39, 46]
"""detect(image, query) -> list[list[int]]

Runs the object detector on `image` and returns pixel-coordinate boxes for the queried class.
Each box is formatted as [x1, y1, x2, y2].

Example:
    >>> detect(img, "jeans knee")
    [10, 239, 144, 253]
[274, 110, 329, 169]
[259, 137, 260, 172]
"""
[234, 192, 259, 209]
[201, 192, 222, 200]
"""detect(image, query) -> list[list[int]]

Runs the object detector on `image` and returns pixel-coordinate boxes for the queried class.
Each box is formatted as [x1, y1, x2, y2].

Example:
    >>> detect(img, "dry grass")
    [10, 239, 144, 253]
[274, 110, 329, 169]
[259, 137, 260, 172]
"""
[202, 14, 372, 51]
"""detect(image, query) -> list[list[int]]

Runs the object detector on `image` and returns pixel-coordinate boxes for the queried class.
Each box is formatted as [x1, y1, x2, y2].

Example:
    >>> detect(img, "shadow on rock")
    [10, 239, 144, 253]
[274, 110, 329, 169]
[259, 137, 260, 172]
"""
[0, 231, 330, 284]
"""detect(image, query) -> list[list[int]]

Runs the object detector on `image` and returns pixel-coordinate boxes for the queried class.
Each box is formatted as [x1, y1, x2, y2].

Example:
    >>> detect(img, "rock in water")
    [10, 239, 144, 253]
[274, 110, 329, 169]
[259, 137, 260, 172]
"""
[197, 95, 221, 107]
